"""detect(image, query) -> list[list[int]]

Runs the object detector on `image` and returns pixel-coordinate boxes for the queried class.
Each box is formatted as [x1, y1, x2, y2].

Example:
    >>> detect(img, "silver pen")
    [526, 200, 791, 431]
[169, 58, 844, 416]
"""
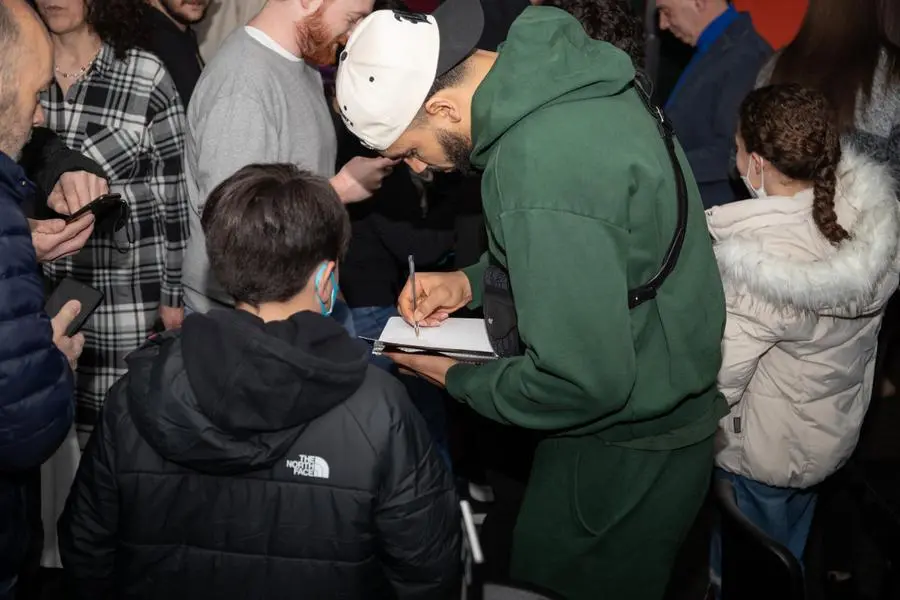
[408, 254, 420, 338]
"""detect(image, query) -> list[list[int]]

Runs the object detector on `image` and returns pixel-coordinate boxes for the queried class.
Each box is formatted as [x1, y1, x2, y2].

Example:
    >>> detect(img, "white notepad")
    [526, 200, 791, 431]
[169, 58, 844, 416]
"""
[370, 317, 498, 362]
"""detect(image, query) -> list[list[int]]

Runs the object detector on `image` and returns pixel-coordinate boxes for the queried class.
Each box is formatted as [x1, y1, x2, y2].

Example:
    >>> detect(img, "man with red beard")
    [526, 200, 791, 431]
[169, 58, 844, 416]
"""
[182, 0, 393, 318]
[144, 0, 210, 104]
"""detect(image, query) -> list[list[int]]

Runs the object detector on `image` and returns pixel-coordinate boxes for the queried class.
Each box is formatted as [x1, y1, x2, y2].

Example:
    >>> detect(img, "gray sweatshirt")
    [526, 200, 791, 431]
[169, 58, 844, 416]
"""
[182, 27, 337, 312]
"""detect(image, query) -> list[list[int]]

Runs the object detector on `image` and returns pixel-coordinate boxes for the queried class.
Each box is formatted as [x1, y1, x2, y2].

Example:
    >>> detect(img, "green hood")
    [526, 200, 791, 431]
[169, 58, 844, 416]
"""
[470, 6, 636, 168]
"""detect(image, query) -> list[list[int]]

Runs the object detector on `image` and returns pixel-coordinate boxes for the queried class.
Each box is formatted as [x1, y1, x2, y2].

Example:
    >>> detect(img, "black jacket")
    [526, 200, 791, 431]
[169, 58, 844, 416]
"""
[142, 7, 203, 106]
[59, 309, 460, 599]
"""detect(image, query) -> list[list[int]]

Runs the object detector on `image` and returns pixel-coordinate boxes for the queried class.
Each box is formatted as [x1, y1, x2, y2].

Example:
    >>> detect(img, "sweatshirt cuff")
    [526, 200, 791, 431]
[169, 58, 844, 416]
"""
[461, 256, 488, 309]
[445, 362, 476, 401]
[446, 362, 505, 424]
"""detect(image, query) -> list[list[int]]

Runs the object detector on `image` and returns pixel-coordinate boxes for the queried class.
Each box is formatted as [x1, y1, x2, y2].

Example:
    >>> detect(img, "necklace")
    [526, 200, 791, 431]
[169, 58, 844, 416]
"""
[55, 49, 101, 80]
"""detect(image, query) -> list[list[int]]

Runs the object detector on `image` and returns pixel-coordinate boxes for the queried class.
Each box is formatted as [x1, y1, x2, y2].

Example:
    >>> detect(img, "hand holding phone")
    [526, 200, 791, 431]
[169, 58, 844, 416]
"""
[50, 300, 86, 371]
[47, 171, 109, 216]
[64, 193, 124, 223]
[29, 215, 95, 263]
[45, 278, 104, 337]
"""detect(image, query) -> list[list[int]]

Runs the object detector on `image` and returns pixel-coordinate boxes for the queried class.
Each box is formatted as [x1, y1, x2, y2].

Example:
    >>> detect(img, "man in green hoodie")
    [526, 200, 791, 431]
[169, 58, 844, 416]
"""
[336, 1, 727, 597]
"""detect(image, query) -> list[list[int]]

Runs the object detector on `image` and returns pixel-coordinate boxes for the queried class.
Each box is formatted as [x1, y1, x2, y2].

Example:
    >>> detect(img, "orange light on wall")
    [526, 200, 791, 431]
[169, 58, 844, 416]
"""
[732, 0, 809, 49]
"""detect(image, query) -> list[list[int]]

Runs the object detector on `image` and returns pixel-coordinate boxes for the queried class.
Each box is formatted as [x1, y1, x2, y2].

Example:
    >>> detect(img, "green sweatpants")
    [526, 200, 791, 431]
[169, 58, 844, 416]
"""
[510, 434, 714, 599]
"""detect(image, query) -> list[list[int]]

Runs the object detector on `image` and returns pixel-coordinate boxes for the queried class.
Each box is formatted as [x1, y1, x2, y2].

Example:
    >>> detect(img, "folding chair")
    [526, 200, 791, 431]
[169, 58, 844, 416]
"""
[715, 479, 806, 600]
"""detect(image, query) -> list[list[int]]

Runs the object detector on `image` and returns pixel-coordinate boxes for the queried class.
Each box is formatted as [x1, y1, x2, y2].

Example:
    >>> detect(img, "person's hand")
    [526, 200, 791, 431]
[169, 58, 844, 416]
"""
[397, 270, 473, 327]
[331, 156, 398, 204]
[50, 300, 86, 372]
[29, 215, 95, 263]
[48, 171, 108, 215]
[386, 352, 459, 388]
[159, 306, 185, 331]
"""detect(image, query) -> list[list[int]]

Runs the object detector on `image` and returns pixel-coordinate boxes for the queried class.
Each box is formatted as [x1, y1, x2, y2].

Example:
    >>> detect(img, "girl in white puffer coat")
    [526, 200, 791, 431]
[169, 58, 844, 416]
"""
[707, 83, 900, 563]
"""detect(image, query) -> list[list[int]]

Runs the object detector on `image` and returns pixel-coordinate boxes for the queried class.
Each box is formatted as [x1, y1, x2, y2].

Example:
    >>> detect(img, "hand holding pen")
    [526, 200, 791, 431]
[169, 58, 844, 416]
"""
[397, 270, 474, 329]
[408, 255, 420, 338]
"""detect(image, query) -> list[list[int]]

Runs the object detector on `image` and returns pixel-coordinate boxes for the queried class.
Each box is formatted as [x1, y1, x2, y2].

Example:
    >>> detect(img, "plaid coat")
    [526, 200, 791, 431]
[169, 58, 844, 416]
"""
[42, 43, 189, 438]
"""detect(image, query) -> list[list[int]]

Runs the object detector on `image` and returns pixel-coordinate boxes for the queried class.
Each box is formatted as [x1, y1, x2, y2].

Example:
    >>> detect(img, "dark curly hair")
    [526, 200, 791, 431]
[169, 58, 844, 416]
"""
[740, 84, 849, 246]
[545, 0, 645, 66]
[86, 0, 149, 59]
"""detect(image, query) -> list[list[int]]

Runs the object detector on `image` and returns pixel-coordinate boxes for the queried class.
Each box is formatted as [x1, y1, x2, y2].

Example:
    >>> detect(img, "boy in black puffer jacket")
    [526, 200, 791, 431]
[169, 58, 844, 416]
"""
[58, 164, 460, 600]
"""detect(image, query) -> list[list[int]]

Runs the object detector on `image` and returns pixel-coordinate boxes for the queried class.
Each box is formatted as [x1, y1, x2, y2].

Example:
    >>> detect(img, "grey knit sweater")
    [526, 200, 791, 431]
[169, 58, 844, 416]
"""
[757, 50, 900, 180]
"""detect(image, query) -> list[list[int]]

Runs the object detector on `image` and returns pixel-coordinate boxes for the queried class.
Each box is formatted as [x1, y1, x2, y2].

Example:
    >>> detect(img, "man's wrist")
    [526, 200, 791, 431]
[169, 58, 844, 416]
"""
[456, 267, 480, 308]
[454, 270, 474, 305]
[329, 172, 350, 203]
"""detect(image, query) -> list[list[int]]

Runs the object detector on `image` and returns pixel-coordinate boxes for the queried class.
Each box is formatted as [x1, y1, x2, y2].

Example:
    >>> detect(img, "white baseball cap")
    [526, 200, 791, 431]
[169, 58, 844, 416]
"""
[335, 0, 485, 151]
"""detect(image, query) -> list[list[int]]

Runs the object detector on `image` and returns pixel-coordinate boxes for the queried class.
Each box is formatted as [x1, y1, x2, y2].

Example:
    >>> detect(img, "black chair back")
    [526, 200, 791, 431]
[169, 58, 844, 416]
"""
[715, 478, 806, 600]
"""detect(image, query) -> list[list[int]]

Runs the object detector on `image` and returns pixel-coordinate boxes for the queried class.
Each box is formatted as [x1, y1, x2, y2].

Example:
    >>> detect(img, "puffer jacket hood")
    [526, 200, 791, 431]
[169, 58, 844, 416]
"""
[709, 150, 900, 316]
[708, 150, 900, 488]
[127, 309, 369, 475]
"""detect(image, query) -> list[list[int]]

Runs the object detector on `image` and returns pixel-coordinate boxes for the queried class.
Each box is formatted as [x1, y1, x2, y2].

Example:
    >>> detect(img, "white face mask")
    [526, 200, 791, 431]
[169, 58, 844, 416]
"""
[741, 156, 767, 199]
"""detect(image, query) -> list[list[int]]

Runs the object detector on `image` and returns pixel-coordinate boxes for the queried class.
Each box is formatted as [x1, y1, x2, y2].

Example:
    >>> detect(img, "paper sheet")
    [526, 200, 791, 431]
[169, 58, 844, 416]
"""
[378, 317, 495, 355]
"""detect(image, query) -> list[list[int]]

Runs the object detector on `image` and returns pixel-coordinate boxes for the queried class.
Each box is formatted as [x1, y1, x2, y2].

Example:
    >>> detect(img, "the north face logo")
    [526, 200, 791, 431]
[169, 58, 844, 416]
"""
[285, 454, 330, 479]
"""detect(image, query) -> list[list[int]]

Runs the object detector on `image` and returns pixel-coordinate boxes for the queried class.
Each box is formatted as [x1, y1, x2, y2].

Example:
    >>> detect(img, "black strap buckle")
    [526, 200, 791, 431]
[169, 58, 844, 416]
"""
[628, 286, 658, 310]
[635, 77, 673, 138]
[654, 105, 674, 137]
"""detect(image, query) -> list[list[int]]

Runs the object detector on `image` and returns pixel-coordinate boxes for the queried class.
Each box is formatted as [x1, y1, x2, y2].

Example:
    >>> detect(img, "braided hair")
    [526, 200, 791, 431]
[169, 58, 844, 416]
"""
[739, 84, 850, 245]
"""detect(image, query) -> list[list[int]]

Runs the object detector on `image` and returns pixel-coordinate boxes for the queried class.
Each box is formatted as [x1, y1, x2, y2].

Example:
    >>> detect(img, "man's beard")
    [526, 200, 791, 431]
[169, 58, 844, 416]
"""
[0, 107, 32, 162]
[437, 129, 476, 176]
[297, 9, 342, 66]
[160, 0, 209, 26]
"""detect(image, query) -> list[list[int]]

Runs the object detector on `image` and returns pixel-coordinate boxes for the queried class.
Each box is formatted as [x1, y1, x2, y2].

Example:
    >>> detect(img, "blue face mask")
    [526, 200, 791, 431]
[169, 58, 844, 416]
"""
[314, 264, 339, 317]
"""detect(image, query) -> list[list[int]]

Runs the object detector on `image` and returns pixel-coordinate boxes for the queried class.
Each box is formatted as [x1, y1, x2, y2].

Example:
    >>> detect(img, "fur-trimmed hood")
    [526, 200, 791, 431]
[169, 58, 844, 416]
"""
[707, 151, 900, 315]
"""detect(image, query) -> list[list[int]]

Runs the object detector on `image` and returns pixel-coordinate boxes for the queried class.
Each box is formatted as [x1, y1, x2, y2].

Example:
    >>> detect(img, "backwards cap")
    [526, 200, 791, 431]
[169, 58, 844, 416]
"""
[335, 0, 484, 151]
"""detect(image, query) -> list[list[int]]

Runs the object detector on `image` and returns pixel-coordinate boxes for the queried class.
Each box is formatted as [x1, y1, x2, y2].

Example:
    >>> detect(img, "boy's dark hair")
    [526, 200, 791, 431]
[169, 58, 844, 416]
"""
[201, 164, 351, 307]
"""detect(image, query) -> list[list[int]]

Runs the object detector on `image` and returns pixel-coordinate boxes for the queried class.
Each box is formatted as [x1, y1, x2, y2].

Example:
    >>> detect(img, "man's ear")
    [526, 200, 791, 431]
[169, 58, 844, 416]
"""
[423, 95, 463, 125]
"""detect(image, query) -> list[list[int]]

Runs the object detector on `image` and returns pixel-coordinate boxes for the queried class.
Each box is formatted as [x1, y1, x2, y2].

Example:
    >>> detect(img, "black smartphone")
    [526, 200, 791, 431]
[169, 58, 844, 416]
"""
[65, 193, 124, 223]
[44, 278, 104, 337]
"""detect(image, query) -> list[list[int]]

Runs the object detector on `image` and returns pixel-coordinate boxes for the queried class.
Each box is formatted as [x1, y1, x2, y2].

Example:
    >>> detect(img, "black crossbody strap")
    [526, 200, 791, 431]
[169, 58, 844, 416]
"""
[481, 78, 691, 358]
[626, 78, 690, 309]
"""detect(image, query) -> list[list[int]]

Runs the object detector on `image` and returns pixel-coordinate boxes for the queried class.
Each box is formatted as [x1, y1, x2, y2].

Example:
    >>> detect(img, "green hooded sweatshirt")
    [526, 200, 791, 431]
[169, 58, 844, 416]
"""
[444, 7, 728, 449]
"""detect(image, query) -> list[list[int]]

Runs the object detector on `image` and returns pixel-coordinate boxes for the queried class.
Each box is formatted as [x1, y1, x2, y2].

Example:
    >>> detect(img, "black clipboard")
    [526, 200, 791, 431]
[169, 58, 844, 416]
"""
[359, 336, 498, 364]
